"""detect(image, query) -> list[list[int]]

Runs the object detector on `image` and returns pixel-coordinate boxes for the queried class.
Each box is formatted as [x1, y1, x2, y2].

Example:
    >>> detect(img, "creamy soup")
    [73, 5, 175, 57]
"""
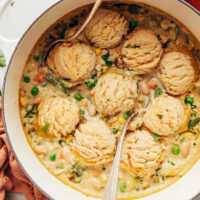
[19, 2, 200, 199]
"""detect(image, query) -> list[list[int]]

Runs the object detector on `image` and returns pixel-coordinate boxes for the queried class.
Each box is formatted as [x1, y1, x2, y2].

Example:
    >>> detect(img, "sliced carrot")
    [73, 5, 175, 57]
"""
[36, 70, 46, 83]
[93, 170, 102, 177]
[59, 151, 67, 159]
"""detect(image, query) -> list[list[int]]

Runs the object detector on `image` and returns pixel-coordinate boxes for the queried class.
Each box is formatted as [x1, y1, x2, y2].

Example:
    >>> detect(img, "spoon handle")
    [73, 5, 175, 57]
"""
[103, 116, 133, 200]
[69, 0, 103, 40]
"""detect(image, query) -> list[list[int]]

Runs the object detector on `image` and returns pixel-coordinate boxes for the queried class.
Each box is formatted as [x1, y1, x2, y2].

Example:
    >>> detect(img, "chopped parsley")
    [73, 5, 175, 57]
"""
[91, 73, 97, 79]
[154, 87, 162, 98]
[133, 44, 140, 48]
[0, 51, 6, 67]
[157, 114, 163, 119]
[188, 117, 200, 129]
[33, 55, 40, 61]
[70, 131, 75, 135]
[58, 140, 63, 147]
[24, 104, 38, 118]
[101, 52, 113, 66]
[79, 109, 85, 121]
[105, 116, 110, 122]
[102, 166, 106, 171]
[42, 122, 50, 133]
[168, 160, 175, 166]
[102, 52, 110, 61]
[151, 134, 161, 142]
[162, 39, 172, 49]
[128, 20, 138, 34]
[126, 43, 131, 48]
[128, 4, 141, 14]
[105, 60, 113, 66]
[191, 105, 197, 109]
[85, 79, 98, 88]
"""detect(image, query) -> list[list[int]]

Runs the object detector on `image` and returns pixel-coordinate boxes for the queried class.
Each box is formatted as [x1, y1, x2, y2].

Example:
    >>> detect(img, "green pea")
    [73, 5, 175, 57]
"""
[172, 145, 180, 155]
[31, 87, 39, 96]
[85, 81, 93, 88]
[123, 113, 129, 120]
[120, 183, 127, 192]
[74, 94, 83, 101]
[113, 128, 118, 134]
[184, 97, 194, 105]
[50, 153, 56, 161]
[24, 76, 30, 83]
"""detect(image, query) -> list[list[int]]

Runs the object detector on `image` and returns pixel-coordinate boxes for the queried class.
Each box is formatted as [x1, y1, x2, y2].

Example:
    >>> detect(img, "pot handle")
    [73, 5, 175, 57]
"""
[0, 0, 19, 64]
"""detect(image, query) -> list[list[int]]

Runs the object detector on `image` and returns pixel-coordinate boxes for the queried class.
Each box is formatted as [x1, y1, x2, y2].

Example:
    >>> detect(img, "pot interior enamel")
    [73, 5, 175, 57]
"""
[3, 0, 200, 199]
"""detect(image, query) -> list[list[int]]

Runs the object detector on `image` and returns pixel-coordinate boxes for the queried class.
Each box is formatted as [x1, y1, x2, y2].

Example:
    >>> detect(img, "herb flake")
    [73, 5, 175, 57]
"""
[42, 122, 50, 133]
[154, 87, 162, 99]
[0, 51, 6, 67]
[151, 134, 161, 142]
[188, 117, 200, 129]
[79, 109, 85, 121]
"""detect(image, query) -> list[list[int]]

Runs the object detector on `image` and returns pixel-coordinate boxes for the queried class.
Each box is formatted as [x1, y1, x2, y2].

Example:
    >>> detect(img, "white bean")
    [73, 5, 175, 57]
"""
[35, 145, 48, 154]
[90, 177, 102, 191]
[140, 81, 150, 96]
[181, 141, 190, 157]
[87, 101, 96, 116]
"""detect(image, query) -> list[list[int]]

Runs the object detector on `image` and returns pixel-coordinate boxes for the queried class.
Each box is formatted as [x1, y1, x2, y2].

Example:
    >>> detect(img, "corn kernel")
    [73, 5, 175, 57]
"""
[20, 97, 27, 107]
[118, 117, 126, 124]
[99, 174, 107, 183]
[197, 97, 200, 102]
[128, 180, 135, 189]
[95, 48, 102, 56]
[67, 135, 73, 143]
[185, 132, 192, 139]
[81, 99, 87, 107]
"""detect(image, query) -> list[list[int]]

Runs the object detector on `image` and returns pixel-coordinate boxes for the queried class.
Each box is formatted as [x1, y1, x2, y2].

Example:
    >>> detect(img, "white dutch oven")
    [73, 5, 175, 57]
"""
[1, 0, 200, 199]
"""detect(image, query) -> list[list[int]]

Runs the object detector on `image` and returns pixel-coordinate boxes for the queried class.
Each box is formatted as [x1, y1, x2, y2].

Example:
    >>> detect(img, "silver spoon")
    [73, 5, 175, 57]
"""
[103, 113, 136, 200]
[103, 97, 150, 200]
[41, 0, 102, 66]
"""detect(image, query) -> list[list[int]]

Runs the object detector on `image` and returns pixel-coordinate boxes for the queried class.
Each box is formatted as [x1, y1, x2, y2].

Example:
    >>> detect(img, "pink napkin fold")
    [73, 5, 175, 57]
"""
[0, 98, 48, 200]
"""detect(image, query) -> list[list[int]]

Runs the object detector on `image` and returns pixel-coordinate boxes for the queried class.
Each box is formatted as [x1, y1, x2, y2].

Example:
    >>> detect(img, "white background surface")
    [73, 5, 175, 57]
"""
[0, 0, 200, 200]
[0, 0, 59, 199]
